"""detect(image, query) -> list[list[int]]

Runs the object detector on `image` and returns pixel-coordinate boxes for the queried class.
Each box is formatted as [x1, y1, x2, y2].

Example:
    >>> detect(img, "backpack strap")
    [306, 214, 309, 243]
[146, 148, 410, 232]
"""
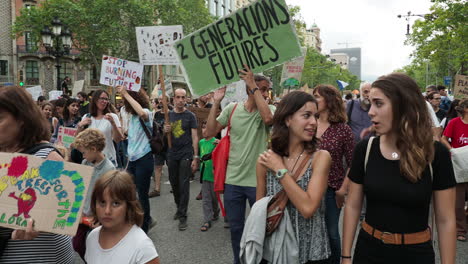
[139, 117, 152, 140]
[347, 99, 355, 124]
[22, 143, 64, 158]
[364, 136, 375, 173]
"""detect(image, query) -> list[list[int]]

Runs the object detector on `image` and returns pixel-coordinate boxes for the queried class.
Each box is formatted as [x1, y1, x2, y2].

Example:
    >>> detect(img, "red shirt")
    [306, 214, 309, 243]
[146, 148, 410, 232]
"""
[443, 117, 468, 148]
[319, 122, 355, 190]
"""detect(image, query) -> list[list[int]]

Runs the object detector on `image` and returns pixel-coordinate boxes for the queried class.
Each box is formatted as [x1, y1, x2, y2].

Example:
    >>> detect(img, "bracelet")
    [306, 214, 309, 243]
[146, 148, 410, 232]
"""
[341, 256, 352, 259]
[193, 155, 200, 159]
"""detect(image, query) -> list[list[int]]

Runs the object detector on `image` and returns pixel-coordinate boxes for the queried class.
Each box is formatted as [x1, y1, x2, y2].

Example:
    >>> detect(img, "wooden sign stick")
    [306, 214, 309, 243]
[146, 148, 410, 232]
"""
[158, 65, 172, 148]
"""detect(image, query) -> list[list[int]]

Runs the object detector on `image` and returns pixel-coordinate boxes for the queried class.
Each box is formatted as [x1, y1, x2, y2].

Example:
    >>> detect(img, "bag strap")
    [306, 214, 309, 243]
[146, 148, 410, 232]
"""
[364, 136, 375, 173]
[347, 99, 355, 124]
[290, 153, 312, 181]
[227, 103, 238, 135]
[139, 117, 152, 140]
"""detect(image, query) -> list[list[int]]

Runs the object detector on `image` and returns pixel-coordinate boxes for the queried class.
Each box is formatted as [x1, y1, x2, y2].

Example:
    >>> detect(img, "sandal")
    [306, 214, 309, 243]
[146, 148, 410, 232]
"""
[457, 235, 466, 242]
[200, 222, 211, 232]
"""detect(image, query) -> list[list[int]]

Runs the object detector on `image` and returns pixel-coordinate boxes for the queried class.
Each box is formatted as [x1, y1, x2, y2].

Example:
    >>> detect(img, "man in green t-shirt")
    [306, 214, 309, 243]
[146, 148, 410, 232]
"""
[206, 65, 275, 264]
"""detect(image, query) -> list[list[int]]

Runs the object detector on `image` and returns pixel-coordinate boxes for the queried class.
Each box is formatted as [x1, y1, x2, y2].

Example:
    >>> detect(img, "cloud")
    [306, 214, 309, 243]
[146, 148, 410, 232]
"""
[286, 0, 432, 80]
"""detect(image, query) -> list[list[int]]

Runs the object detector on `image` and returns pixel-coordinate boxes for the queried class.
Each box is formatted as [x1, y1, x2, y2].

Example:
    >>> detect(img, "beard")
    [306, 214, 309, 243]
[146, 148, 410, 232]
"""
[360, 98, 370, 111]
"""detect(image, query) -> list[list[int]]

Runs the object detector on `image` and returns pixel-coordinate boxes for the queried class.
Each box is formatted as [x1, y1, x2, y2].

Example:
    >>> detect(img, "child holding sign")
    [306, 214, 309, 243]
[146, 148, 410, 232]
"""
[85, 170, 159, 264]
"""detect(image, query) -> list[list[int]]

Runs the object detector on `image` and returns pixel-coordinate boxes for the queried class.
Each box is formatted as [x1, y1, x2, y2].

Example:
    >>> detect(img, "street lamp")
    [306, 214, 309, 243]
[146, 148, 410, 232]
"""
[40, 17, 72, 91]
[397, 11, 428, 36]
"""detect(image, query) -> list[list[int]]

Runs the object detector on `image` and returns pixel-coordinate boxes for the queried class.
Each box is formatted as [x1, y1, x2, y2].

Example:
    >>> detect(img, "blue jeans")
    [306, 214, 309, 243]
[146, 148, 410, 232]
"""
[325, 187, 341, 264]
[127, 152, 154, 233]
[224, 184, 256, 264]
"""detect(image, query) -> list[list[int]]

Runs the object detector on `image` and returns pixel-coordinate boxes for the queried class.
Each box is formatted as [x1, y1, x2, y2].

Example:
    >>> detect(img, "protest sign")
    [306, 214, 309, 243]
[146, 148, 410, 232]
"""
[72, 80, 85, 96]
[0, 152, 93, 236]
[221, 81, 248, 109]
[56, 127, 78, 148]
[25, 86, 43, 101]
[175, 0, 301, 96]
[99, 55, 144, 92]
[280, 50, 306, 89]
[453, 74, 468, 99]
[136, 26, 184, 65]
[49, 90, 63, 100]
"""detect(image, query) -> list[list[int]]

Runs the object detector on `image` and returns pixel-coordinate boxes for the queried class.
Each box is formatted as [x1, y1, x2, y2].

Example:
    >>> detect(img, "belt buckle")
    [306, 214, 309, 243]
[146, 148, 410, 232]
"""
[380, 232, 393, 244]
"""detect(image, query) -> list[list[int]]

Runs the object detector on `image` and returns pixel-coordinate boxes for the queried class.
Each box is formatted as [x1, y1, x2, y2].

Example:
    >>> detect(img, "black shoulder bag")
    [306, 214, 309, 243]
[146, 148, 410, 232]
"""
[139, 118, 163, 154]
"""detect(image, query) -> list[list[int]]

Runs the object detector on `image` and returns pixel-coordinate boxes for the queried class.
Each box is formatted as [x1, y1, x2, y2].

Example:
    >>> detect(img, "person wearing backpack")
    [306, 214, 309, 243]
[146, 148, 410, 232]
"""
[346, 83, 373, 143]
[342, 73, 456, 264]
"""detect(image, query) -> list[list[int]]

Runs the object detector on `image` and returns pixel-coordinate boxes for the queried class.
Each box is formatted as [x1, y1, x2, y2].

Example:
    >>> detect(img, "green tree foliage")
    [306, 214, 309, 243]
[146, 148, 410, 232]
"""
[12, 0, 214, 67]
[401, 0, 467, 89]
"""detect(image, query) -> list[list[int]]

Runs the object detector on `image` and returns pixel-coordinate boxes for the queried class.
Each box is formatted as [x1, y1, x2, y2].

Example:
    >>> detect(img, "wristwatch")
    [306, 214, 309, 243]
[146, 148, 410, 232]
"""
[276, 169, 288, 180]
[250, 87, 259, 95]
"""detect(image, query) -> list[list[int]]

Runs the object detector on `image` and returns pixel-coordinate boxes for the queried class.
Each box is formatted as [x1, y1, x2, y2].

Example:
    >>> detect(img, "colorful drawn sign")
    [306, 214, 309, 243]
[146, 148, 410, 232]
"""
[0, 153, 93, 236]
[25, 86, 43, 101]
[453, 74, 468, 99]
[56, 127, 78, 148]
[136, 26, 184, 65]
[99, 55, 144, 92]
[280, 48, 306, 89]
[174, 0, 302, 96]
[49, 90, 63, 101]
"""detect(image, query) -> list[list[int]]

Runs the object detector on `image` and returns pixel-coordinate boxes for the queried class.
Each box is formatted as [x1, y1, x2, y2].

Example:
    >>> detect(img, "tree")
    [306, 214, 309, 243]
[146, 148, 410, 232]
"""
[403, 0, 468, 88]
[12, 0, 214, 67]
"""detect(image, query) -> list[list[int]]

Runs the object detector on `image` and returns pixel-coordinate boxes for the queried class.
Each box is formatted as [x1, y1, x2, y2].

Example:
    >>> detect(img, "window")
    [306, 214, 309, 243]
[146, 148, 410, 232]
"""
[0, 60, 7, 76]
[25, 32, 34, 52]
[59, 62, 73, 81]
[26, 60, 39, 84]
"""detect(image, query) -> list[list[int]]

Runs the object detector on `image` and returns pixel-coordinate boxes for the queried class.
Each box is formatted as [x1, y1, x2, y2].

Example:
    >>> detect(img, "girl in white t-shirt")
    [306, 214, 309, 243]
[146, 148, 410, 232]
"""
[85, 170, 159, 264]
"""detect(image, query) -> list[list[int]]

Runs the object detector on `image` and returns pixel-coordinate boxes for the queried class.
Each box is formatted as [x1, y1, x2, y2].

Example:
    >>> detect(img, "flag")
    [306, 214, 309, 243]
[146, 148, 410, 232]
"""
[336, 80, 349, 90]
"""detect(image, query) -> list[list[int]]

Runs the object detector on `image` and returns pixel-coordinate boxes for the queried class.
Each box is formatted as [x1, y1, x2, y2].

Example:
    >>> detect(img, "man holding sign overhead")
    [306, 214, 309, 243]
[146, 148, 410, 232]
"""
[206, 65, 275, 264]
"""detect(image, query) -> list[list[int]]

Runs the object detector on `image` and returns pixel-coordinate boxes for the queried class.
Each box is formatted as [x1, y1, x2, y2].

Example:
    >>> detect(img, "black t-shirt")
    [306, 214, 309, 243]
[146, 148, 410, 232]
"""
[167, 110, 197, 160]
[349, 137, 456, 233]
[435, 108, 447, 123]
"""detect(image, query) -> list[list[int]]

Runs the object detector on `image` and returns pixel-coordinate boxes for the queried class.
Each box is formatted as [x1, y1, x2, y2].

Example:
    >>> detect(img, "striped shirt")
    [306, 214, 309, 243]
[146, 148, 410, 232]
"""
[0, 147, 74, 264]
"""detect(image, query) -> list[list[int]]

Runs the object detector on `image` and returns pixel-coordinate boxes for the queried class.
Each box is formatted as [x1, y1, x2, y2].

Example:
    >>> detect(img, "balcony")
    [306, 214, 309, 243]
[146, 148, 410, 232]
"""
[17, 45, 81, 57]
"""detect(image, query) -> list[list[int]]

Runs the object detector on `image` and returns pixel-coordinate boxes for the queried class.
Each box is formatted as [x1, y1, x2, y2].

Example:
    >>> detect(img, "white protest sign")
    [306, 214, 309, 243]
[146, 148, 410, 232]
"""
[72, 80, 85, 96]
[136, 26, 184, 65]
[221, 81, 248, 109]
[99, 55, 144, 92]
[26, 86, 43, 101]
[49, 90, 63, 101]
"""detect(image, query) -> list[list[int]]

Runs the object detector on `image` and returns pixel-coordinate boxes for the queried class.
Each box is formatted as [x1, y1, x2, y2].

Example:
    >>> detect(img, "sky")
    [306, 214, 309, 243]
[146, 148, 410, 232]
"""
[286, 0, 433, 82]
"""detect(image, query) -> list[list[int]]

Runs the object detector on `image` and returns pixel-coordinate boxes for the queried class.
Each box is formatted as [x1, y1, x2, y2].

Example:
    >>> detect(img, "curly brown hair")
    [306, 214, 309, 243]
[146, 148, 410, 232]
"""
[372, 73, 434, 183]
[271, 91, 319, 157]
[123, 89, 150, 116]
[312, 84, 347, 123]
[74, 128, 106, 152]
[90, 170, 144, 227]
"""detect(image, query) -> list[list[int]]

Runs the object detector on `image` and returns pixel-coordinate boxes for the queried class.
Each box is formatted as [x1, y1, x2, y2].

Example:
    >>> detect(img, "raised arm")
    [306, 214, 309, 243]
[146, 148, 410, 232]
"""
[117, 86, 149, 121]
[205, 87, 226, 138]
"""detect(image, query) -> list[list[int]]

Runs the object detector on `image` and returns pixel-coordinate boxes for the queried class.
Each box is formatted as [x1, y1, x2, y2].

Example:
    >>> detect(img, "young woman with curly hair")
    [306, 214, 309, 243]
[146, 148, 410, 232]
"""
[342, 73, 456, 264]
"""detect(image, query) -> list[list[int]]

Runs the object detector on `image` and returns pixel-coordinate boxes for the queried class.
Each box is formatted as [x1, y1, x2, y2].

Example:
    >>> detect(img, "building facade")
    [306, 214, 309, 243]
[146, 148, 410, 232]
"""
[330, 47, 361, 79]
[303, 23, 322, 52]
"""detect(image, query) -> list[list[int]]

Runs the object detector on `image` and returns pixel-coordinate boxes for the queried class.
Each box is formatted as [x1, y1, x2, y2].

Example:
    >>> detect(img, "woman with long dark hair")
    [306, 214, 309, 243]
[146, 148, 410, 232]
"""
[312, 84, 354, 264]
[51, 98, 81, 143]
[77, 89, 123, 166]
[257, 91, 331, 263]
[342, 73, 456, 263]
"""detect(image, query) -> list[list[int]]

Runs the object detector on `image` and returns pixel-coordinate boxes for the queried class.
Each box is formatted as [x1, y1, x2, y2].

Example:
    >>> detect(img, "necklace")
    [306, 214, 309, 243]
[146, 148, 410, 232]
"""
[287, 149, 305, 173]
[391, 152, 399, 159]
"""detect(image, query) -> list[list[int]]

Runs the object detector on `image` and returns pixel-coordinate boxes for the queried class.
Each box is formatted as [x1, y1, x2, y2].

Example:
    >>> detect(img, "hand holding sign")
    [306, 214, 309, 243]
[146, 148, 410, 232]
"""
[239, 64, 256, 91]
[11, 219, 38, 240]
[213, 86, 227, 103]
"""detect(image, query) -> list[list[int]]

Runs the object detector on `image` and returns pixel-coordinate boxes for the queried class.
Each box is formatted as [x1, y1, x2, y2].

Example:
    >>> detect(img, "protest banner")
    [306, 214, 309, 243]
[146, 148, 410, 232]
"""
[99, 55, 144, 92]
[453, 74, 468, 99]
[175, 0, 301, 96]
[25, 86, 43, 101]
[280, 49, 306, 89]
[49, 90, 63, 100]
[0, 152, 93, 236]
[72, 80, 85, 96]
[136, 26, 184, 65]
[56, 127, 78, 148]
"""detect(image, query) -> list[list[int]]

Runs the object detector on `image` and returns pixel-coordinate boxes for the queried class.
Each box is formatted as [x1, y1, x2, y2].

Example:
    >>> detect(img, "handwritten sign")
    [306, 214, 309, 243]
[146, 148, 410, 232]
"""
[72, 80, 85, 96]
[99, 55, 144, 92]
[25, 86, 43, 101]
[49, 90, 63, 101]
[56, 127, 78, 148]
[280, 48, 306, 88]
[136, 26, 184, 65]
[454, 74, 468, 99]
[221, 81, 248, 109]
[0, 152, 93, 236]
[175, 0, 301, 96]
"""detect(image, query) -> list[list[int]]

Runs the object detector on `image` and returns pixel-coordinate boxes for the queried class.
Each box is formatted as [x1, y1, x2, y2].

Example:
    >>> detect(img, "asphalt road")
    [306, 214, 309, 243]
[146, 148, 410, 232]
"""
[75, 167, 468, 264]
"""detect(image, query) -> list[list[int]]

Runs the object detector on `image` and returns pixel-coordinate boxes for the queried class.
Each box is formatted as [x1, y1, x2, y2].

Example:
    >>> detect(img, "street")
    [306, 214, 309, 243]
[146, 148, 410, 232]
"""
[75, 167, 468, 264]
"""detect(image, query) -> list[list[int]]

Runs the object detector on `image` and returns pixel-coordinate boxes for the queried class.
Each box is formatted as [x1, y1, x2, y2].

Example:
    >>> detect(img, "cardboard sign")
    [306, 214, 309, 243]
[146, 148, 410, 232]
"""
[49, 90, 63, 101]
[0, 152, 94, 236]
[72, 80, 85, 96]
[56, 127, 78, 148]
[136, 26, 184, 65]
[175, 0, 301, 96]
[221, 81, 248, 109]
[99, 55, 144, 92]
[25, 86, 43, 101]
[453, 74, 468, 99]
[280, 51, 305, 88]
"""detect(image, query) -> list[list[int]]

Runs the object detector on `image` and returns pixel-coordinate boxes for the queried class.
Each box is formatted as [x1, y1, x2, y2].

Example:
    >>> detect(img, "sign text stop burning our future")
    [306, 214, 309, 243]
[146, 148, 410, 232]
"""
[175, 0, 301, 96]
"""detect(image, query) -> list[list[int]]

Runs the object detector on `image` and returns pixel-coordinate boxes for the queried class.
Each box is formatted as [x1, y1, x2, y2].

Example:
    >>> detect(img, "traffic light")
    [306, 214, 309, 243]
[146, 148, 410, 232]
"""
[19, 70, 24, 86]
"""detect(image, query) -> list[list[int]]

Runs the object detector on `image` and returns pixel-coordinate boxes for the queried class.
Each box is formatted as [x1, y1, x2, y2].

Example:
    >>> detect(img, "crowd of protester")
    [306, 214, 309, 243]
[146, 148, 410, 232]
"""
[0, 67, 466, 264]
